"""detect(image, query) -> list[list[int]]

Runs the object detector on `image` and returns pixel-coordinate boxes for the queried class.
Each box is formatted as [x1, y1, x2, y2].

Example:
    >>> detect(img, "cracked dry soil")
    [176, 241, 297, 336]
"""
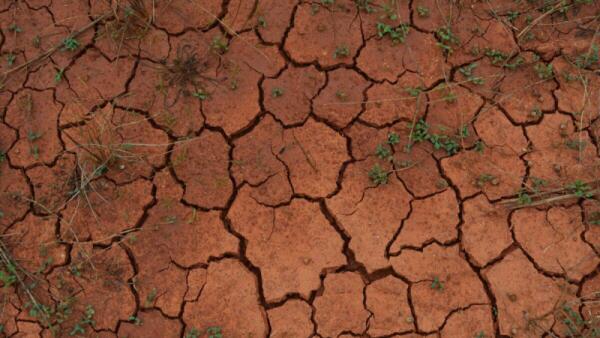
[0, 0, 600, 337]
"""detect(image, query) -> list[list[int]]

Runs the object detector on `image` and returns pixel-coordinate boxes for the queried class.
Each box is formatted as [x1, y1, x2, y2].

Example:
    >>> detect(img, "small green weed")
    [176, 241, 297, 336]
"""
[54, 68, 64, 83]
[354, 0, 375, 13]
[8, 23, 22, 33]
[61, 37, 80, 52]
[369, 163, 388, 186]
[210, 36, 228, 54]
[430, 276, 444, 291]
[575, 44, 599, 69]
[459, 62, 484, 85]
[271, 87, 284, 98]
[376, 22, 410, 44]
[417, 6, 430, 17]
[567, 180, 593, 199]
[409, 119, 462, 155]
[69, 305, 95, 336]
[192, 90, 209, 100]
[436, 26, 459, 55]
[533, 62, 554, 80]
[207, 326, 223, 338]
[333, 45, 350, 59]
[185, 328, 200, 338]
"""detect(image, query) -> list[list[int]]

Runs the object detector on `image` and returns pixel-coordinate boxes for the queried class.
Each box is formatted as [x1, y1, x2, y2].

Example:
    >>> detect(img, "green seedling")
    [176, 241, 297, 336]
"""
[333, 45, 350, 59]
[128, 316, 142, 325]
[61, 37, 80, 51]
[517, 189, 532, 205]
[436, 26, 459, 55]
[335, 90, 348, 101]
[431, 276, 444, 291]
[54, 68, 64, 83]
[376, 22, 410, 44]
[507, 11, 519, 22]
[459, 62, 484, 85]
[6, 53, 16, 66]
[185, 328, 200, 338]
[534, 62, 554, 80]
[8, 23, 22, 33]
[271, 87, 284, 98]
[375, 144, 392, 160]
[210, 36, 228, 54]
[417, 6, 430, 17]
[474, 140, 485, 153]
[207, 326, 223, 338]
[192, 90, 209, 100]
[321, 0, 334, 4]
[257, 16, 267, 28]
[369, 164, 388, 185]
[69, 305, 95, 336]
[387, 132, 400, 145]
[405, 86, 422, 97]
[575, 44, 599, 69]
[354, 0, 375, 13]
[567, 180, 593, 199]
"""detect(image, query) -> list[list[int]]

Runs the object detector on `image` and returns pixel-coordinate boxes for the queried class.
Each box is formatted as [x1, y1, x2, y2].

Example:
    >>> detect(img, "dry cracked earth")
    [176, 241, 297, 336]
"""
[1, 0, 600, 337]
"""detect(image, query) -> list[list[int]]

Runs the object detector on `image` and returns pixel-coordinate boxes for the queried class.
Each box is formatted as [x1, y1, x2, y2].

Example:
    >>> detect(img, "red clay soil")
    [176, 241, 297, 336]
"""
[1, 1, 600, 337]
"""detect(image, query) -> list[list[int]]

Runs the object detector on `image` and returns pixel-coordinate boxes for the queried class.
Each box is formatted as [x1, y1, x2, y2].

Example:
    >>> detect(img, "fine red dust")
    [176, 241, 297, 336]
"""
[0, 0, 599, 337]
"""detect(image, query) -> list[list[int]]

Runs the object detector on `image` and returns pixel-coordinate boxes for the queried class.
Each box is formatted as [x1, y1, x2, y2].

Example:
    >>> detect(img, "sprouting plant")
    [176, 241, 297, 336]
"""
[207, 326, 223, 338]
[575, 44, 599, 69]
[530, 107, 542, 119]
[484, 48, 508, 65]
[474, 140, 485, 153]
[417, 6, 430, 17]
[531, 177, 547, 193]
[408, 119, 461, 155]
[379, 0, 399, 20]
[375, 144, 392, 160]
[185, 328, 201, 338]
[475, 332, 488, 338]
[6, 53, 16, 66]
[145, 288, 157, 306]
[534, 62, 554, 80]
[128, 316, 142, 325]
[192, 90, 209, 100]
[405, 86, 422, 97]
[565, 139, 586, 151]
[507, 11, 520, 23]
[32, 35, 41, 48]
[8, 23, 22, 33]
[442, 90, 457, 103]
[459, 62, 484, 85]
[567, 180, 594, 199]
[458, 124, 469, 139]
[333, 45, 350, 59]
[517, 189, 532, 205]
[61, 37, 80, 52]
[588, 211, 600, 225]
[210, 35, 228, 54]
[335, 90, 348, 101]
[354, 0, 375, 13]
[54, 68, 64, 83]
[257, 16, 267, 28]
[321, 0, 335, 4]
[69, 305, 95, 336]
[376, 22, 410, 44]
[369, 164, 388, 185]
[27, 130, 42, 141]
[476, 173, 497, 188]
[271, 87, 284, 98]
[431, 276, 444, 291]
[0, 261, 17, 289]
[387, 132, 400, 145]
[436, 26, 459, 55]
